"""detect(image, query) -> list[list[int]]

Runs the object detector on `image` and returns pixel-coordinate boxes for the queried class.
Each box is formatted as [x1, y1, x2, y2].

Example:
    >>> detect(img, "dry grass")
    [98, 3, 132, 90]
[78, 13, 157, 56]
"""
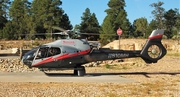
[1, 56, 180, 96]
[0, 40, 179, 96]
[0, 81, 179, 97]
[167, 52, 180, 57]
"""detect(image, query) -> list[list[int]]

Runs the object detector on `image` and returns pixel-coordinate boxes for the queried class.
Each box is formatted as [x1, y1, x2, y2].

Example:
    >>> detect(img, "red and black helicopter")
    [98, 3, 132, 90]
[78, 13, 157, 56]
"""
[22, 29, 167, 76]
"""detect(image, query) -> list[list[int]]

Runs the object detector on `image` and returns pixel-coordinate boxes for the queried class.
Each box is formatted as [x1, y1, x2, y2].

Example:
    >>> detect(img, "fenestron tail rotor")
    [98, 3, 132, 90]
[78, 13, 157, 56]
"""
[147, 44, 161, 59]
[140, 29, 167, 63]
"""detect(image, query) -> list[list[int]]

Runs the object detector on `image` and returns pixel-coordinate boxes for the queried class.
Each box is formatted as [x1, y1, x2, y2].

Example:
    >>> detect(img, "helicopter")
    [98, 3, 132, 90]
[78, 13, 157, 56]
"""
[22, 29, 167, 76]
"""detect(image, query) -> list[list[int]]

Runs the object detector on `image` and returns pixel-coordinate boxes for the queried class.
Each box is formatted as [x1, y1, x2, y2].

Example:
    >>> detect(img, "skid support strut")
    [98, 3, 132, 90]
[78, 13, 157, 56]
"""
[74, 66, 86, 76]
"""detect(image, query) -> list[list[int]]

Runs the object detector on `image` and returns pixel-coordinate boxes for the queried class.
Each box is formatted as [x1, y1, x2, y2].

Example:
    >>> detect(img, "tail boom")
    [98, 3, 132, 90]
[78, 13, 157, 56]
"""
[84, 29, 167, 64]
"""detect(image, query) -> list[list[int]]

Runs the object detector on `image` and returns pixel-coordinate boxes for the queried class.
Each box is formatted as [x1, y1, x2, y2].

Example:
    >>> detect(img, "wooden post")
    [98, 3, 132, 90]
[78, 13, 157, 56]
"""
[119, 35, 120, 49]
[19, 47, 23, 59]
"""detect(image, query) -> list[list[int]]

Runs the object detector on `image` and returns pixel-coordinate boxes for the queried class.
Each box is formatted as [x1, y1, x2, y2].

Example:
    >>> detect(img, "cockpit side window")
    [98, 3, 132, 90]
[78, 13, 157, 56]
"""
[48, 47, 61, 57]
[36, 47, 49, 59]
[35, 47, 61, 59]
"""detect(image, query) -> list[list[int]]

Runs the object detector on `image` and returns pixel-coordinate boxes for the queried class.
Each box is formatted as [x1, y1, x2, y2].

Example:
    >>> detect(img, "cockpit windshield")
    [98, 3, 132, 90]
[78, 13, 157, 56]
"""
[22, 47, 39, 67]
[22, 46, 61, 67]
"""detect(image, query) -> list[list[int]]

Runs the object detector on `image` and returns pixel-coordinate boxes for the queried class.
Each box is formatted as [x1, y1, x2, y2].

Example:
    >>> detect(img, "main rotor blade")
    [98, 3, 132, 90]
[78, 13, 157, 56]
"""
[52, 26, 67, 32]
[20, 33, 49, 35]
[20, 32, 68, 36]
[79, 33, 116, 36]
[52, 32, 68, 35]
[20, 32, 116, 36]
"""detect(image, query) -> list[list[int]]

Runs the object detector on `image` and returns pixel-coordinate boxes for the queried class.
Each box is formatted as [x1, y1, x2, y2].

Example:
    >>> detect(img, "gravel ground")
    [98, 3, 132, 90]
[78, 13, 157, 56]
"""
[0, 55, 180, 97]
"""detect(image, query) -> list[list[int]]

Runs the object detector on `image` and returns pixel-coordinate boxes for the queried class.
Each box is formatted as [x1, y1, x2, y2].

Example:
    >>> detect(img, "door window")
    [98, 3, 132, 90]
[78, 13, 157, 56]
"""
[48, 47, 61, 57]
[36, 47, 49, 59]
[35, 47, 61, 59]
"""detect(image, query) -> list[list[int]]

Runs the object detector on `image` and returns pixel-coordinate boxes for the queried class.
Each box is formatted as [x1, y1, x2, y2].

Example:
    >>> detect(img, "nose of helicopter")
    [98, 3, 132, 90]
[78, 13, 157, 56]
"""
[21, 55, 33, 67]
[21, 47, 39, 67]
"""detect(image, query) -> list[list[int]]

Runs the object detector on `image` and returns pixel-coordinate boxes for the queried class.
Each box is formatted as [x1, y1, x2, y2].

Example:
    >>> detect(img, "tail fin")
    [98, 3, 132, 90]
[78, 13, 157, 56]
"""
[140, 29, 167, 63]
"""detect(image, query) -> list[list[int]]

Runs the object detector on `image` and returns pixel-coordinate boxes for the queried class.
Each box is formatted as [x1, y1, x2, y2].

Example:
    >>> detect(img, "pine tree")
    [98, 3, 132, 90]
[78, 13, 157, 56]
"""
[164, 9, 178, 38]
[8, 0, 30, 39]
[147, 19, 158, 37]
[0, 16, 7, 29]
[80, 8, 91, 34]
[150, 1, 165, 29]
[1, 21, 16, 39]
[59, 13, 72, 30]
[31, 0, 72, 39]
[0, 0, 10, 25]
[0, 0, 10, 38]
[175, 13, 180, 37]
[134, 17, 148, 38]
[101, 0, 130, 44]
[80, 8, 100, 40]
[100, 15, 115, 43]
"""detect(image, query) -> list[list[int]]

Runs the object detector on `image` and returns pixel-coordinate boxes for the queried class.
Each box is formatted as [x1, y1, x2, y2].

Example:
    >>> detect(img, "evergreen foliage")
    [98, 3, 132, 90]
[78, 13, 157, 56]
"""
[150, 1, 165, 29]
[133, 17, 148, 38]
[101, 0, 130, 45]
[0, 0, 179, 40]
[175, 13, 180, 37]
[164, 9, 179, 38]
[80, 8, 100, 40]
[147, 19, 158, 37]
[0, 0, 10, 33]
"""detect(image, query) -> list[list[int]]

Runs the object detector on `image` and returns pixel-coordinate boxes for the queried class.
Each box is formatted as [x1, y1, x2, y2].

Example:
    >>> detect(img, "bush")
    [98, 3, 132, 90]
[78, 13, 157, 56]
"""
[32, 40, 40, 46]
[105, 64, 111, 69]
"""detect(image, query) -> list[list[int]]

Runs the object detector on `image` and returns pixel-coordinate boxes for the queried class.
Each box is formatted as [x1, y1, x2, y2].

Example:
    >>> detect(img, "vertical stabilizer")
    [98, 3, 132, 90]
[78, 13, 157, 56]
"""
[140, 29, 167, 63]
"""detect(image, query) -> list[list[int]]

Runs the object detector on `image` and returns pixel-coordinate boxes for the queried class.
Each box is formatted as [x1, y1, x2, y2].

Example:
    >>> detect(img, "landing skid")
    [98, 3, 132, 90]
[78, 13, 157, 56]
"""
[74, 66, 86, 76]
[40, 66, 86, 76]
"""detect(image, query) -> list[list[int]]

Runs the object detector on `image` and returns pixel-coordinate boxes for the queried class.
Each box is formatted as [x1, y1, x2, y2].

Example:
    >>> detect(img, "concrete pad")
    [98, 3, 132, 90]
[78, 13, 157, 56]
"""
[0, 72, 135, 83]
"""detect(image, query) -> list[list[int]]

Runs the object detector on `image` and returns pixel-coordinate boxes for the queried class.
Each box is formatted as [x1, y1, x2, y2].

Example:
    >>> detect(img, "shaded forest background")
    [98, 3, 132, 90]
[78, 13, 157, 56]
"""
[0, 0, 180, 45]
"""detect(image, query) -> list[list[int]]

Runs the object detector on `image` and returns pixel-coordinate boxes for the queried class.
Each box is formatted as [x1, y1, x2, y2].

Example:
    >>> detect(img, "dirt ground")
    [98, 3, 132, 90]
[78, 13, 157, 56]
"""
[0, 54, 180, 97]
[0, 39, 179, 97]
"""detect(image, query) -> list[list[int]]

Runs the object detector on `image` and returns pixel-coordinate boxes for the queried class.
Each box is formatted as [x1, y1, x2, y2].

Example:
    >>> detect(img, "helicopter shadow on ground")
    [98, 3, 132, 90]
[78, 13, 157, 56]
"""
[43, 71, 180, 78]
